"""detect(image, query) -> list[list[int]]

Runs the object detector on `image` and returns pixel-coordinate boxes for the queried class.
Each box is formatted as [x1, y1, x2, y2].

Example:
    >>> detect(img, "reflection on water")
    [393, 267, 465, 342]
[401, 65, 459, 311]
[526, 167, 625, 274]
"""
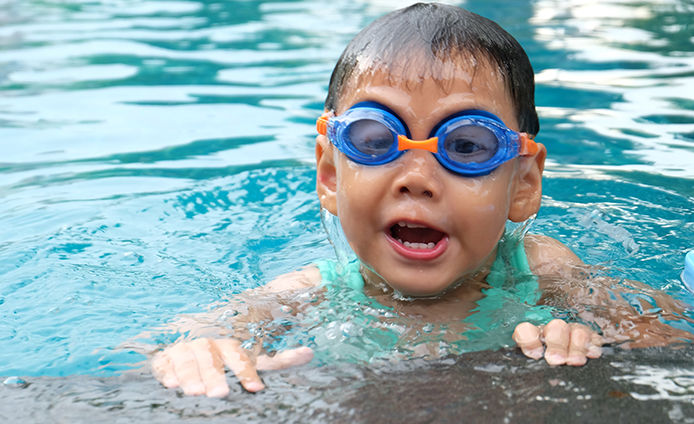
[1, 0, 359, 375]
[0, 0, 692, 394]
[612, 361, 694, 402]
[532, 0, 694, 176]
[527, 0, 693, 300]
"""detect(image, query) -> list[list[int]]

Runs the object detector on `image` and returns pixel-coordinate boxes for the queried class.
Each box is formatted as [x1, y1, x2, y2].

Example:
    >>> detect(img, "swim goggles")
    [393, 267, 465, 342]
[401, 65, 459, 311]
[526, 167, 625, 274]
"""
[316, 101, 539, 177]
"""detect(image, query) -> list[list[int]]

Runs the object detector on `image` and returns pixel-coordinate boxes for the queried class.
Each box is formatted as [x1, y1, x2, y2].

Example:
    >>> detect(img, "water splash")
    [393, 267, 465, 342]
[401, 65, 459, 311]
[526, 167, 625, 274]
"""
[319, 208, 358, 266]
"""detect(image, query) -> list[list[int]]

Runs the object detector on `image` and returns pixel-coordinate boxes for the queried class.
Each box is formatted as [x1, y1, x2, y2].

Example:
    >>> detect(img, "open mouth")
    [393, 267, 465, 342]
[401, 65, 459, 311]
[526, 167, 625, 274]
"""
[387, 221, 448, 261]
[389, 221, 446, 249]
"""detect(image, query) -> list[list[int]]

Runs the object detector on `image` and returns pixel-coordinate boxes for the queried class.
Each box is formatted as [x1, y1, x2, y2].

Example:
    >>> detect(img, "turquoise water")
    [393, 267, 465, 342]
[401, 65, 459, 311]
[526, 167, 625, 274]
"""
[1, 0, 693, 378]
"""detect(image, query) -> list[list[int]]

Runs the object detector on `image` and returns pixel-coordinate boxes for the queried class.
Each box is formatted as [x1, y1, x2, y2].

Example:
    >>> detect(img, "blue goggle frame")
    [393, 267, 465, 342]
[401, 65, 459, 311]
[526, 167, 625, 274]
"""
[316, 102, 538, 177]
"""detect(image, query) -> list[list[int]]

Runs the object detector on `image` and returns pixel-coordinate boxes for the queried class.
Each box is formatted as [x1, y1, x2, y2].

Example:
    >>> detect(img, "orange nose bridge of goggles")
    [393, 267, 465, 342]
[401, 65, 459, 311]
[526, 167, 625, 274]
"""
[397, 135, 439, 153]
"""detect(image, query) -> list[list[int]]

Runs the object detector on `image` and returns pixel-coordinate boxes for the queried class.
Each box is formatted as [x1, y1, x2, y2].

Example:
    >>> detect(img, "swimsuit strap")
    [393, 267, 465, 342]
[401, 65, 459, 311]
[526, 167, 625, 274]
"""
[315, 258, 364, 291]
[481, 236, 554, 325]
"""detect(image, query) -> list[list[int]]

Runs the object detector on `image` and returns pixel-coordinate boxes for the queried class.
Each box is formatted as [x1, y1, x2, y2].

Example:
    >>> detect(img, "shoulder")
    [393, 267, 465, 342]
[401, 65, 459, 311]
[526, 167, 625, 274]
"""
[524, 234, 585, 279]
[260, 266, 323, 294]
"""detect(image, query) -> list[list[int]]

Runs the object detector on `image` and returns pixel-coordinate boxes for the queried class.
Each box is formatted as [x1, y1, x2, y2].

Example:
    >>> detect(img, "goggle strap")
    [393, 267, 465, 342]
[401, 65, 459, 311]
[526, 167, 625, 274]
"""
[316, 113, 330, 136]
[397, 135, 439, 154]
[518, 133, 539, 156]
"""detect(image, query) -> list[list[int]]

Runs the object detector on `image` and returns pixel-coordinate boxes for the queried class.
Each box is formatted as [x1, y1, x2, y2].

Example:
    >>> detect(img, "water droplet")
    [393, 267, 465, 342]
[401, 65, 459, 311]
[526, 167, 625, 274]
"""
[3, 376, 27, 387]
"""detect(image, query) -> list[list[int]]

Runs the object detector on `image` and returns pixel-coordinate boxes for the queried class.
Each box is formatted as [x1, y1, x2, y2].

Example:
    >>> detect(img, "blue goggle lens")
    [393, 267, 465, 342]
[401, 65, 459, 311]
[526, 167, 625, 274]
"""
[440, 122, 499, 164]
[347, 119, 395, 157]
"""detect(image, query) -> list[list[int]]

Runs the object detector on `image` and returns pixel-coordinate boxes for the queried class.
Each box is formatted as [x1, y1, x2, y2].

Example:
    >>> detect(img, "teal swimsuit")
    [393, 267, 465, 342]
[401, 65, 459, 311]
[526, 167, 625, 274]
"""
[312, 235, 555, 355]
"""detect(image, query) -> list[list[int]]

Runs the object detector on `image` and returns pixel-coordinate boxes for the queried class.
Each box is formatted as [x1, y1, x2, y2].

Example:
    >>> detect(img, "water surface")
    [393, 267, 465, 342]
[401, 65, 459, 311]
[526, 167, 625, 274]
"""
[0, 0, 692, 405]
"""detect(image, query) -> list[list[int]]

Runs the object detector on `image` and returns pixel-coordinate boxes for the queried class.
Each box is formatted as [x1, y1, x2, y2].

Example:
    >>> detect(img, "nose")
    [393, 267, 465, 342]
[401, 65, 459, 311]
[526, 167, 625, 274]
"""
[391, 150, 443, 199]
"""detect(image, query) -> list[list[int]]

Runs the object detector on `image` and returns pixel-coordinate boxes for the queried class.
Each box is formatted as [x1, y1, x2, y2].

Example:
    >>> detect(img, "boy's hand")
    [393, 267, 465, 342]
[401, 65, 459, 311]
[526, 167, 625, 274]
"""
[512, 319, 602, 366]
[151, 338, 313, 397]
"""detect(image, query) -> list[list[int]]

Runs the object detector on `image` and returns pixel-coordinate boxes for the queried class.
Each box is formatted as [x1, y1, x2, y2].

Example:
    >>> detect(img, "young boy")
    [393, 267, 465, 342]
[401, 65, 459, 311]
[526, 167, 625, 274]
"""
[150, 3, 689, 398]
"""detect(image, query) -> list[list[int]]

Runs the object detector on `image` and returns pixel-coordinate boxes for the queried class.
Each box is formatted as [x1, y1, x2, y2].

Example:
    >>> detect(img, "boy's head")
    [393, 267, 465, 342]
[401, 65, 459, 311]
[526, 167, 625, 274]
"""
[325, 2, 539, 136]
[315, 3, 546, 296]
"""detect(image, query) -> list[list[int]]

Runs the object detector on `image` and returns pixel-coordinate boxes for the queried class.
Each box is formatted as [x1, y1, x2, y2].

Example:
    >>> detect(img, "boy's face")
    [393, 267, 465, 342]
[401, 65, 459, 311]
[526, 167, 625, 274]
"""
[316, 59, 545, 296]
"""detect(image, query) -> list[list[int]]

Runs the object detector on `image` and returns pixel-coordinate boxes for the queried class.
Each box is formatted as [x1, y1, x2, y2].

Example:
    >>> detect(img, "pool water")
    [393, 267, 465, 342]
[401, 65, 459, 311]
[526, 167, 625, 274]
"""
[1, 0, 693, 385]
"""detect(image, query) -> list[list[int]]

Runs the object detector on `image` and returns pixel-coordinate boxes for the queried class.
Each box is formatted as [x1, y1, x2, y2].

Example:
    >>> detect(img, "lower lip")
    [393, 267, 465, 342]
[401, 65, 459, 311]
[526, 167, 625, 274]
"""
[385, 233, 449, 261]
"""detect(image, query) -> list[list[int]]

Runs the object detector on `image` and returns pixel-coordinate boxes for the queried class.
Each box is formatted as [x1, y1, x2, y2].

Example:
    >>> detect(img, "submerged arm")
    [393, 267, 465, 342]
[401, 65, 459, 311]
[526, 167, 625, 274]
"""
[150, 267, 321, 397]
[525, 234, 693, 348]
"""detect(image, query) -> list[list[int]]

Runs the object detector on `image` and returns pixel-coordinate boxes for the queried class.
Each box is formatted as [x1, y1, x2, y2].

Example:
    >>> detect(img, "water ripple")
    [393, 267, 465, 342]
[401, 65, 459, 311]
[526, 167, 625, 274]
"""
[532, 0, 694, 178]
[0, 0, 692, 380]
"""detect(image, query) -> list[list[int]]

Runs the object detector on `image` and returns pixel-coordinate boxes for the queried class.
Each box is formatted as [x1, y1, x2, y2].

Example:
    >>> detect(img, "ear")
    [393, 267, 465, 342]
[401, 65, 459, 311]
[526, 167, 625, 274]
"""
[508, 142, 546, 222]
[315, 134, 338, 215]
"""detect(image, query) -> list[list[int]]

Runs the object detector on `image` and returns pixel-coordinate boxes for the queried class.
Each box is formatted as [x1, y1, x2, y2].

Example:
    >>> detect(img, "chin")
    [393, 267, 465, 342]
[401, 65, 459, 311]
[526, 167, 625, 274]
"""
[364, 263, 453, 296]
[388, 280, 451, 298]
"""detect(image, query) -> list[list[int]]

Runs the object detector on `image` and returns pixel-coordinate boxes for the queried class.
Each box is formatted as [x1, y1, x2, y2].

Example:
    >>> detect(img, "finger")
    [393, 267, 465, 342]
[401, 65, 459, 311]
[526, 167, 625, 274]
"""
[566, 324, 591, 366]
[215, 339, 265, 393]
[543, 319, 570, 366]
[256, 347, 314, 371]
[169, 342, 206, 395]
[587, 332, 603, 359]
[189, 339, 229, 398]
[512, 322, 544, 360]
[152, 351, 179, 388]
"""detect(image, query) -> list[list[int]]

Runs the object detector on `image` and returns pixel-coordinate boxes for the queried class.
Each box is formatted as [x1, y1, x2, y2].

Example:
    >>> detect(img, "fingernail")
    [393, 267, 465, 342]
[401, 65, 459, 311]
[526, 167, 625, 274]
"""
[298, 347, 314, 361]
[567, 355, 587, 366]
[588, 345, 602, 358]
[545, 352, 565, 365]
[161, 376, 179, 388]
[244, 381, 265, 392]
[526, 348, 544, 360]
[207, 385, 229, 398]
[186, 383, 206, 395]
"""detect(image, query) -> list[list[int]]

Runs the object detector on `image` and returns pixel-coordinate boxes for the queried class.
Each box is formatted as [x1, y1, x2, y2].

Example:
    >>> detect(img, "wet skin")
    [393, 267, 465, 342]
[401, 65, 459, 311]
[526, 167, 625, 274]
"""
[316, 59, 545, 297]
[151, 56, 619, 399]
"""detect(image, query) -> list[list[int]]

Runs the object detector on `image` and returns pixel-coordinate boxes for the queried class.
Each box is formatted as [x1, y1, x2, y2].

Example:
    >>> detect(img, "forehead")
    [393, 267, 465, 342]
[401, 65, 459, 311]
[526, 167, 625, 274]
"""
[335, 53, 517, 129]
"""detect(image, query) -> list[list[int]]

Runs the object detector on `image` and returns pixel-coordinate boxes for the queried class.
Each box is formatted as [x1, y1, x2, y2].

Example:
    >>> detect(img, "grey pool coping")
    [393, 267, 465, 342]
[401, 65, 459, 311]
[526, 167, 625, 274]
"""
[2, 345, 693, 423]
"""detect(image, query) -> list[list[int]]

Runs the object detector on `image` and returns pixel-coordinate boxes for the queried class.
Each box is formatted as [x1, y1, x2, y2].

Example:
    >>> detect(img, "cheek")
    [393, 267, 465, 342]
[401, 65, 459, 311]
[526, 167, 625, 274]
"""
[457, 196, 508, 256]
[336, 190, 375, 261]
[335, 157, 388, 207]
[334, 155, 377, 192]
[335, 160, 363, 213]
[447, 172, 515, 236]
[334, 160, 381, 246]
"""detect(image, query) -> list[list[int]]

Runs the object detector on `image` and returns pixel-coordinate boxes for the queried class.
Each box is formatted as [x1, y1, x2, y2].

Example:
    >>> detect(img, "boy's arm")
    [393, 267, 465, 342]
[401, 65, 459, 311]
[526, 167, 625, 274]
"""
[259, 266, 322, 293]
[507, 235, 601, 365]
[523, 234, 692, 350]
[151, 267, 322, 397]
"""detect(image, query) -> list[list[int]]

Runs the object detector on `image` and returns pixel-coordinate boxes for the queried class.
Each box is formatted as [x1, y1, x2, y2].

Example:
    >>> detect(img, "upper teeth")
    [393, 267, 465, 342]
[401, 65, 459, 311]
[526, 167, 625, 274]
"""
[398, 221, 427, 229]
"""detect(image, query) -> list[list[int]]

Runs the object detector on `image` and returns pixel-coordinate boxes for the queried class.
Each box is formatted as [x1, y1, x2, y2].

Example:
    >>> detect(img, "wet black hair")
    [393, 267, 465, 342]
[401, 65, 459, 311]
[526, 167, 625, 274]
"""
[324, 2, 539, 135]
